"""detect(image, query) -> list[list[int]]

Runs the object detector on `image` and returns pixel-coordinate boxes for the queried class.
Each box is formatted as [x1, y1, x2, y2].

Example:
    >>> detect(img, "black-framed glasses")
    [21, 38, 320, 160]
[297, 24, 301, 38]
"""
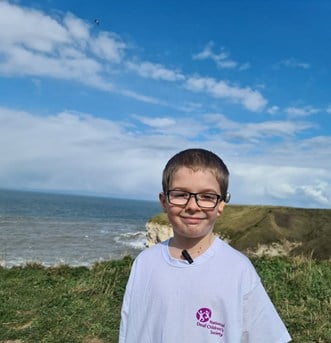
[167, 190, 222, 209]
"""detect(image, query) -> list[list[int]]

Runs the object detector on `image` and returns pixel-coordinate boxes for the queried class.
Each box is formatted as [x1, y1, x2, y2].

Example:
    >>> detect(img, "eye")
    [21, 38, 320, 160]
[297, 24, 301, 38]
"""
[198, 193, 217, 200]
[171, 191, 189, 198]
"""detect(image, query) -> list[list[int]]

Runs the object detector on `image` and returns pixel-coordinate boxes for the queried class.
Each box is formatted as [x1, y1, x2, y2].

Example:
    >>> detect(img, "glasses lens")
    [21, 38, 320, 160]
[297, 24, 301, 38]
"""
[196, 193, 218, 208]
[168, 190, 190, 205]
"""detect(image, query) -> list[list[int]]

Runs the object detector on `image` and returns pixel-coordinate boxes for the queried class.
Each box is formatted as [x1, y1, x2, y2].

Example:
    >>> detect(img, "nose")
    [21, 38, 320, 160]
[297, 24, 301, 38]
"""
[185, 194, 200, 210]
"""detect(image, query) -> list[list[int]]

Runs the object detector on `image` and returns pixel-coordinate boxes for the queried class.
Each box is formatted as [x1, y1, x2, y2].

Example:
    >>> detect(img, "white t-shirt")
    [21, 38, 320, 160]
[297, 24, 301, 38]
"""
[119, 238, 291, 343]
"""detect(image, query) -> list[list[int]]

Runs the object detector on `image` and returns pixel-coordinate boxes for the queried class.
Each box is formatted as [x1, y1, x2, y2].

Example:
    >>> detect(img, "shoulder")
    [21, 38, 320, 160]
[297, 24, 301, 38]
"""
[214, 237, 260, 292]
[127, 240, 168, 285]
[214, 237, 253, 266]
[133, 240, 167, 265]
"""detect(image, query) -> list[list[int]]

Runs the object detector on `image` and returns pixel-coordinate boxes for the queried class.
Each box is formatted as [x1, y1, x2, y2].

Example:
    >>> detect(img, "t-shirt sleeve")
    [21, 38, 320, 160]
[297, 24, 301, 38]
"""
[241, 281, 291, 343]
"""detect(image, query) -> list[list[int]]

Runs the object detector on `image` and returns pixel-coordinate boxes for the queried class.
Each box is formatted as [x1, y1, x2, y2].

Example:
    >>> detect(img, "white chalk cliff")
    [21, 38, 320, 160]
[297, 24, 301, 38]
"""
[145, 221, 173, 247]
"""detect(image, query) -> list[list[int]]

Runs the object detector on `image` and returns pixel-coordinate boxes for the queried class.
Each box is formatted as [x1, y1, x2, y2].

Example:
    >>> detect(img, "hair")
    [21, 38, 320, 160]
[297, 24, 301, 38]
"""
[162, 148, 229, 200]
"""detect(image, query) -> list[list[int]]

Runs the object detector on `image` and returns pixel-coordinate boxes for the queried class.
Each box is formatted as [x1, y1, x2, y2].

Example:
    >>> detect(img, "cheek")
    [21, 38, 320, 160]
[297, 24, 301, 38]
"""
[165, 206, 182, 222]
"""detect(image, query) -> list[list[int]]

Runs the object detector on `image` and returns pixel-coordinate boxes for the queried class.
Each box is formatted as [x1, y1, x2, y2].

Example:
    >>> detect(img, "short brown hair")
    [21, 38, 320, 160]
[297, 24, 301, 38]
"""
[162, 148, 229, 200]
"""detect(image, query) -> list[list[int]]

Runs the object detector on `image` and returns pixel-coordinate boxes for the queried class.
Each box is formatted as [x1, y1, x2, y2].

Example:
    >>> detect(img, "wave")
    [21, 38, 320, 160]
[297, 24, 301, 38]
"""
[115, 231, 147, 250]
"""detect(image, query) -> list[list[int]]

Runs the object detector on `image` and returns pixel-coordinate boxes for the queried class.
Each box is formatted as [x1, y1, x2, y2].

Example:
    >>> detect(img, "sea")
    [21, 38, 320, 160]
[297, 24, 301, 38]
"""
[0, 189, 161, 268]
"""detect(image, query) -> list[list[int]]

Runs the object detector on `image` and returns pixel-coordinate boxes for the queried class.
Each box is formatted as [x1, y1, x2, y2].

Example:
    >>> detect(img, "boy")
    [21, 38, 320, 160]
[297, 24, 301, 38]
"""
[119, 148, 291, 342]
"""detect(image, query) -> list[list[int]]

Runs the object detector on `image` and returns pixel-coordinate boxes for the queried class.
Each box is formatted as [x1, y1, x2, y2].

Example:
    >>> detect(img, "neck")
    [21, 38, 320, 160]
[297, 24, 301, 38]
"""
[169, 233, 215, 260]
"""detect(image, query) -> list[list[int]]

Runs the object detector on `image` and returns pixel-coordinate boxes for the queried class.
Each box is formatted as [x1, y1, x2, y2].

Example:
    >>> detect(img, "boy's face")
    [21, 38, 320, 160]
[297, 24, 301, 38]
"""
[159, 166, 225, 241]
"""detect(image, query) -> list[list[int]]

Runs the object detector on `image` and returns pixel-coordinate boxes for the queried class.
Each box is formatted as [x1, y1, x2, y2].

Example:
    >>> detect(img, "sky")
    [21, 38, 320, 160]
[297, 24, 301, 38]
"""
[0, 0, 330, 208]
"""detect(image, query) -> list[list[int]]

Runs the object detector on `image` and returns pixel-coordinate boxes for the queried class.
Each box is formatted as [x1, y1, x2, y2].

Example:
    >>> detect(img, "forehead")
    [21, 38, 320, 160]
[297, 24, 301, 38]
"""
[170, 166, 220, 192]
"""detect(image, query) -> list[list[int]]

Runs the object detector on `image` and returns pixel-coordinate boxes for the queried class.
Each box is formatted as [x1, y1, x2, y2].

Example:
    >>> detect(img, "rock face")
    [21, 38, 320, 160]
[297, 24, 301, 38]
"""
[145, 222, 173, 247]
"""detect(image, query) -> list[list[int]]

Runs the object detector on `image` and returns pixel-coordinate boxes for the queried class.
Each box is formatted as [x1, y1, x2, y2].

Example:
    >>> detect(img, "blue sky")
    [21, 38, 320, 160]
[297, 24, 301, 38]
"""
[0, 0, 330, 208]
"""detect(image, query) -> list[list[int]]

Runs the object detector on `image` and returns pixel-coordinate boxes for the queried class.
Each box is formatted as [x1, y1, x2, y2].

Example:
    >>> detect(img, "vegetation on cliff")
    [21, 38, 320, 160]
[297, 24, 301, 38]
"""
[148, 205, 331, 260]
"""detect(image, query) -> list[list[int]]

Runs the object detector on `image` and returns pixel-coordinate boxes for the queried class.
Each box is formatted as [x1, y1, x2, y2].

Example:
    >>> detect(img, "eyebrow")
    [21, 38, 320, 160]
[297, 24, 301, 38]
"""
[171, 187, 220, 193]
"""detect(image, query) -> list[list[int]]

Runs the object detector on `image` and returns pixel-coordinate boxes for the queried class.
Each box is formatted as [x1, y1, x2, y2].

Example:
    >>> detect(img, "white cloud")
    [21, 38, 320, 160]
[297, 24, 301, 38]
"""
[0, 1, 69, 53]
[0, 2, 124, 85]
[0, 107, 167, 198]
[204, 114, 313, 142]
[299, 181, 330, 205]
[118, 89, 163, 105]
[0, 2, 329, 209]
[185, 76, 267, 111]
[193, 42, 249, 70]
[203, 113, 238, 130]
[132, 114, 209, 137]
[291, 136, 331, 168]
[126, 61, 185, 81]
[3, 44, 102, 77]
[0, 107, 330, 207]
[132, 116, 176, 129]
[242, 121, 312, 139]
[90, 31, 126, 62]
[63, 13, 90, 43]
[276, 58, 310, 69]
[0, 2, 176, 106]
[285, 106, 319, 117]
[232, 164, 330, 208]
[0, 1, 268, 114]
[267, 106, 279, 115]
[238, 62, 251, 71]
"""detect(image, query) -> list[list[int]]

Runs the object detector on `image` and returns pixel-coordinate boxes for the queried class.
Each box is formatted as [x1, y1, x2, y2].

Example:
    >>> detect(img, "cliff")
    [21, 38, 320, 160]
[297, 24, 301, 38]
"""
[145, 205, 331, 260]
[145, 222, 173, 247]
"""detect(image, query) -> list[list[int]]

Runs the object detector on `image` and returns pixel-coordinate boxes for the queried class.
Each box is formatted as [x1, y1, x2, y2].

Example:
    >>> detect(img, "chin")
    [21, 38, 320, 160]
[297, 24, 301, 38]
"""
[176, 229, 212, 240]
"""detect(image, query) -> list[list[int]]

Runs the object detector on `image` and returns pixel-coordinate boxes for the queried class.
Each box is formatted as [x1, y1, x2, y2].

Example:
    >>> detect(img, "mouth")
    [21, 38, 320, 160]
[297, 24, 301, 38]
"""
[181, 216, 205, 225]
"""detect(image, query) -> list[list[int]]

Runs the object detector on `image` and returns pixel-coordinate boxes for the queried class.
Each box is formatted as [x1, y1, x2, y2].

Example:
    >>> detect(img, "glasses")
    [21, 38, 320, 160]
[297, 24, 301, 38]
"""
[167, 190, 222, 209]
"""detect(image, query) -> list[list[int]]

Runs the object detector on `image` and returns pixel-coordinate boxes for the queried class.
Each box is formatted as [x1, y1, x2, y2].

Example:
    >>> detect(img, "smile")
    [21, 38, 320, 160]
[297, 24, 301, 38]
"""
[181, 216, 205, 224]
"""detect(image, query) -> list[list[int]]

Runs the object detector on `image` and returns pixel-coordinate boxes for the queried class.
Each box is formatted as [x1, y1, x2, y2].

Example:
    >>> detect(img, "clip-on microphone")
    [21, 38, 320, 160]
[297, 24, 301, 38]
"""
[182, 249, 194, 264]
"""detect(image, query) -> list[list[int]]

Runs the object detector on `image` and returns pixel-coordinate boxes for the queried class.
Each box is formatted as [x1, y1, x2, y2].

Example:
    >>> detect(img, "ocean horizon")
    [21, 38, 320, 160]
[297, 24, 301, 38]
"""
[0, 189, 161, 267]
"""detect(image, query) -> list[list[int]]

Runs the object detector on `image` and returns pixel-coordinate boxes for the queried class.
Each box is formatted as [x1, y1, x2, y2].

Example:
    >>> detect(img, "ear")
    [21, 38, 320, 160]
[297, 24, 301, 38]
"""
[159, 192, 168, 212]
[217, 201, 226, 216]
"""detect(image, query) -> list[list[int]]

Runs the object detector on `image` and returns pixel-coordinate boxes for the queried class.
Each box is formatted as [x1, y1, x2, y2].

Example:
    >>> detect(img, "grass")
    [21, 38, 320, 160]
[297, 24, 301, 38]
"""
[0, 256, 330, 343]
[0, 257, 133, 343]
[253, 257, 331, 342]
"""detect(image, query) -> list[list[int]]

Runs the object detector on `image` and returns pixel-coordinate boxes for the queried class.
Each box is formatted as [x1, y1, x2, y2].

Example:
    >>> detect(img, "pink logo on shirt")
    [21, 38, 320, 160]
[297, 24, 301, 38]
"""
[195, 307, 225, 338]
[196, 308, 212, 323]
